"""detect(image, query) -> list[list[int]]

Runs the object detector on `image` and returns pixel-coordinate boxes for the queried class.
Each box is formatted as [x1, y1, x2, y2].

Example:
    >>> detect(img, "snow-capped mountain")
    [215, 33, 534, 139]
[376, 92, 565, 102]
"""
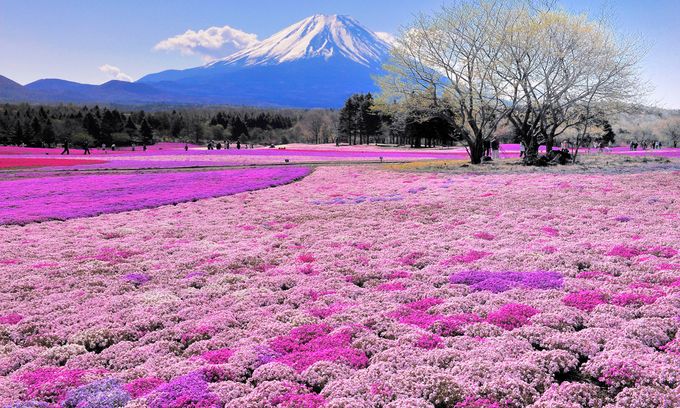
[211, 14, 390, 67]
[0, 15, 393, 107]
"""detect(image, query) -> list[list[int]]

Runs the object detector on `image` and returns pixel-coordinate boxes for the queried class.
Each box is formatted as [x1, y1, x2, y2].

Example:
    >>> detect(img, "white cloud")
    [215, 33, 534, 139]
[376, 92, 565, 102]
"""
[375, 31, 397, 46]
[154, 25, 259, 60]
[98, 64, 132, 82]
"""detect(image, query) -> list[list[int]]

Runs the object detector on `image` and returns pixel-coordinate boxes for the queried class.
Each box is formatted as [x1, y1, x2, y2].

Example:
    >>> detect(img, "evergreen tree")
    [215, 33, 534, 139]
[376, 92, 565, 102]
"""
[124, 116, 138, 141]
[338, 96, 358, 145]
[601, 119, 616, 145]
[30, 117, 42, 146]
[83, 112, 101, 142]
[12, 122, 23, 145]
[360, 93, 381, 144]
[229, 116, 249, 141]
[41, 118, 56, 146]
[171, 115, 184, 138]
[100, 109, 119, 145]
[140, 119, 153, 145]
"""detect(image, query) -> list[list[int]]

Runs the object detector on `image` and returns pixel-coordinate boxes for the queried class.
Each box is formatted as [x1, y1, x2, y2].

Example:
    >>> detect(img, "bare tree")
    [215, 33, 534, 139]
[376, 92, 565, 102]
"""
[298, 110, 332, 144]
[499, 6, 645, 163]
[662, 117, 680, 148]
[379, 0, 645, 164]
[379, 0, 520, 163]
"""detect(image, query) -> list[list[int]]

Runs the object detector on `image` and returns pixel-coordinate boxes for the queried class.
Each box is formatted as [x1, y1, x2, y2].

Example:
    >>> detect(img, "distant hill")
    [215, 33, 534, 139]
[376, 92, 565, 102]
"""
[0, 75, 32, 102]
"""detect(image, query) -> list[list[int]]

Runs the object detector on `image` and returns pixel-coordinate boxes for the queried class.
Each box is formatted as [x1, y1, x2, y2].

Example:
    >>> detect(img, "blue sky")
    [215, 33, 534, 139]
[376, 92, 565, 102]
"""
[1, 0, 679, 108]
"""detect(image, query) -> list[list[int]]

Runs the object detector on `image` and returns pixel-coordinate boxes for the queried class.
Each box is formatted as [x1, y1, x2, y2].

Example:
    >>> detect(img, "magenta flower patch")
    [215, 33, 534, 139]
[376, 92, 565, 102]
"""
[270, 324, 367, 371]
[606, 245, 641, 259]
[486, 303, 539, 330]
[562, 290, 607, 311]
[0, 313, 22, 324]
[200, 348, 234, 364]
[442, 250, 491, 265]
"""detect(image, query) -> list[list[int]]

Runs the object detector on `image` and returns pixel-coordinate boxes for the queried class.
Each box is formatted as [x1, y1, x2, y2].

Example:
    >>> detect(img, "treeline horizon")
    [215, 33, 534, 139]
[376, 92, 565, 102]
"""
[0, 101, 678, 150]
[0, 103, 340, 148]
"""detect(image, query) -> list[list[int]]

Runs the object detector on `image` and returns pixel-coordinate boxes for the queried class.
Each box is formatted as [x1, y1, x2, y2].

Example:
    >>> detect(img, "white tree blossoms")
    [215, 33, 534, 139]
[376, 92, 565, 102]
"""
[379, 0, 645, 164]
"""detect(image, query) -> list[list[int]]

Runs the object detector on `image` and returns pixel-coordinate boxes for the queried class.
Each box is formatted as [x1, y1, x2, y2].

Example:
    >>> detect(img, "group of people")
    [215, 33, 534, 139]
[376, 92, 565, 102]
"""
[60, 140, 147, 155]
[630, 141, 663, 150]
[483, 138, 501, 159]
[205, 140, 255, 150]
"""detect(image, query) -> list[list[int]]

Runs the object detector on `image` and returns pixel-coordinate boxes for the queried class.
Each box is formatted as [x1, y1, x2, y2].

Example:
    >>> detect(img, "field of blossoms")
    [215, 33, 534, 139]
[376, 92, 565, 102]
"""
[0, 151, 679, 407]
[2, 144, 679, 172]
[0, 144, 473, 171]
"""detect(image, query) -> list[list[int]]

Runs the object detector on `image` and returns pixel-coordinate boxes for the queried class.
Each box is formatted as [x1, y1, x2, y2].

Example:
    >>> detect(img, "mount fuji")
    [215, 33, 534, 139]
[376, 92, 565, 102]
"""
[0, 15, 393, 108]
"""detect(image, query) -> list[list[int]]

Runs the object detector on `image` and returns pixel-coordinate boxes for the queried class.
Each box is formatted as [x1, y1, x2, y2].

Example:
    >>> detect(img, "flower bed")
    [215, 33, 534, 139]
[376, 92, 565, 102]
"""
[0, 166, 678, 406]
[0, 167, 310, 225]
[0, 157, 108, 169]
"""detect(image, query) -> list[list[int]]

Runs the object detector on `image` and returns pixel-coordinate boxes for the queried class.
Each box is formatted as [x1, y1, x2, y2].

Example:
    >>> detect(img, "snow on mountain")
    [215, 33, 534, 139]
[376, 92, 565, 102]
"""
[208, 14, 391, 68]
[2, 15, 395, 107]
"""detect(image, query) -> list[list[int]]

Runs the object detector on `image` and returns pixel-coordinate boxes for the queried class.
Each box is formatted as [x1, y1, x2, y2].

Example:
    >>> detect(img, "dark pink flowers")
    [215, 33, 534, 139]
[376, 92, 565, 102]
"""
[562, 290, 607, 311]
[486, 303, 539, 330]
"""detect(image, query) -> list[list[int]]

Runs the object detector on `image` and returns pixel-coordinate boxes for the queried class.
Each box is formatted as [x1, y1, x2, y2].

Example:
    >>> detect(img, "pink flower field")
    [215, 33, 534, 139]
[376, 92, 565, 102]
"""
[3, 144, 679, 172]
[0, 162, 679, 407]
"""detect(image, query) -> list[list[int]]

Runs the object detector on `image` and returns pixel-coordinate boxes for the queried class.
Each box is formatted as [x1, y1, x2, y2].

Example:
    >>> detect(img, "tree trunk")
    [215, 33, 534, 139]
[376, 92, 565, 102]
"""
[467, 137, 484, 164]
[524, 135, 540, 165]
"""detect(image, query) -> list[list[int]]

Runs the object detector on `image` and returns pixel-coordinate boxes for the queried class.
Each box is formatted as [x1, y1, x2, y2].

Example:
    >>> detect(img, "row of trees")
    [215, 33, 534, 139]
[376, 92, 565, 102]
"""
[338, 93, 466, 147]
[377, 0, 645, 164]
[0, 104, 340, 147]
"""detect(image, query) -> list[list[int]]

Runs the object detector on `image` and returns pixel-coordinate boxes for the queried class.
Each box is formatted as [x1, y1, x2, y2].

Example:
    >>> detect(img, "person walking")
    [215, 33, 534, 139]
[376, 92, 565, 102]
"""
[61, 140, 70, 155]
[184, 143, 189, 152]
[519, 140, 526, 159]
[83, 141, 91, 155]
[101, 143, 107, 153]
[236, 140, 241, 150]
[491, 138, 500, 160]
[111, 143, 116, 151]
[484, 139, 492, 157]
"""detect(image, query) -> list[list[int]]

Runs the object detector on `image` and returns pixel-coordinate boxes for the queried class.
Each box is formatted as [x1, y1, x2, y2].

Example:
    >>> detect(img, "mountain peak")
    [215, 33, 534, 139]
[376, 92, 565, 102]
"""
[209, 14, 391, 68]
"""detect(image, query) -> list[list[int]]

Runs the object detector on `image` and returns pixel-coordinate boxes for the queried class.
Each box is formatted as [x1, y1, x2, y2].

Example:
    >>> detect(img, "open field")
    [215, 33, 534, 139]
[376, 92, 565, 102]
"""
[0, 145, 679, 407]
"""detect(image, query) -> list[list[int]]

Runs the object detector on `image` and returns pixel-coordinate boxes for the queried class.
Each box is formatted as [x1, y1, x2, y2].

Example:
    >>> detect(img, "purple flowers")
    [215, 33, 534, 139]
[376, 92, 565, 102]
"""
[146, 373, 220, 408]
[121, 273, 150, 285]
[0, 167, 311, 225]
[63, 378, 130, 408]
[449, 270, 563, 293]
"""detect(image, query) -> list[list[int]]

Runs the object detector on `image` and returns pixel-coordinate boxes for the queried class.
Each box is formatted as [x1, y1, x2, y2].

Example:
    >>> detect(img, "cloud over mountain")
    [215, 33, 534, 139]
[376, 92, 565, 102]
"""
[98, 64, 132, 82]
[154, 25, 259, 61]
